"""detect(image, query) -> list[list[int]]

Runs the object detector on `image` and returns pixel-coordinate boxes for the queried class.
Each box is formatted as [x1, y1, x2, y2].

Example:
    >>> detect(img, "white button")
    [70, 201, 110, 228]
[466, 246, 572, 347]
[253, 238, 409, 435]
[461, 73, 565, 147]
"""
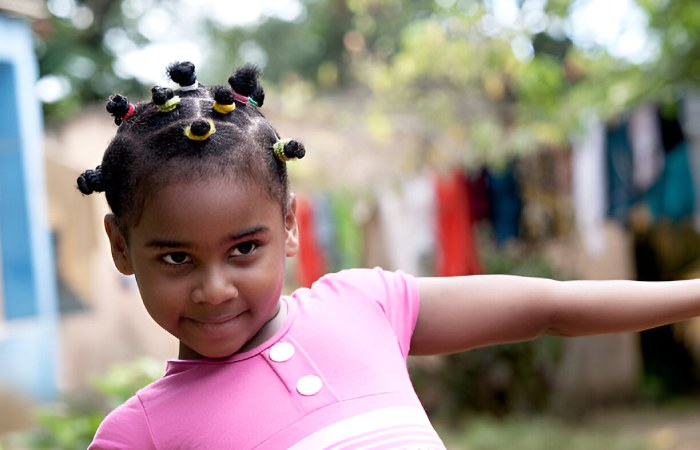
[269, 342, 295, 362]
[296, 375, 323, 396]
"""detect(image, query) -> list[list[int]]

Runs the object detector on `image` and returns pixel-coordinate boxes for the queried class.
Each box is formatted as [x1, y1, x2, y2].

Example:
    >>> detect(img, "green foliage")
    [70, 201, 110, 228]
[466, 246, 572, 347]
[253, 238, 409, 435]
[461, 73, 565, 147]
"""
[516, 56, 566, 115]
[90, 358, 163, 410]
[15, 358, 161, 450]
[36, 0, 151, 121]
[38, 0, 700, 155]
[639, 0, 700, 92]
[355, 0, 700, 167]
[436, 415, 648, 450]
[24, 409, 104, 450]
[416, 337, 562, 418]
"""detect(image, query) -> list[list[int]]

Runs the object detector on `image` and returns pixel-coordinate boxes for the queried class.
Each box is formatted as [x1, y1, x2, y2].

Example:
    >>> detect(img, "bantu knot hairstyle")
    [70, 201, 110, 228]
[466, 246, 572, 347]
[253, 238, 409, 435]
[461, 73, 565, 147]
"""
[106, 94, 134, 125]
[167, 61, 198, 91]
[273, 139, 306, 162]
[76, 167, 104, 194]
[77, 60, 307, 228]
[185, 118, 216, 141]
[228, 63, 265, 107]
[151, 86, 180, 112]
[252, 85, 265, 107]
[213, 86, 235, 114]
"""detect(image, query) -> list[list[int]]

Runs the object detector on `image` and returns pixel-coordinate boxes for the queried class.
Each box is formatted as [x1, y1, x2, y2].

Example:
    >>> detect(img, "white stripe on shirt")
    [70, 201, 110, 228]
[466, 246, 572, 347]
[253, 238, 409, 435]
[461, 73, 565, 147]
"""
[288, 406, 445, 450]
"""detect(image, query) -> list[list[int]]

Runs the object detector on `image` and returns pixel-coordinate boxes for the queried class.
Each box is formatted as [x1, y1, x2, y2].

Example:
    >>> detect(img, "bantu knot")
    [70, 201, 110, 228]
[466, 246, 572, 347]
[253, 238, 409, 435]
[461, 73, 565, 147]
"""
[190, 119, 210, 136]
[167, 61, 197, 90]
[228, 64, 262, 98]
[251, 85, 265, 107]
[151, 86, 174, 105]
[152, 86, 180, 112]
[273, 139, 306, 162]
[185, 118, 216, 141]
[77, 167, 104, 195]
[106, 94, 133, 125]
[213, 86, 235, 114]
[283, 140, 305, 159]
[214, 86, 234, 104]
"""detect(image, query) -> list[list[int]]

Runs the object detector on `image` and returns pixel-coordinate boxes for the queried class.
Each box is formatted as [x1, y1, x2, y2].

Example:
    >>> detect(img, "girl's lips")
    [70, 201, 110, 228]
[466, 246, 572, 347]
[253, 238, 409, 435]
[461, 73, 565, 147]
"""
[185, 312, 245, 334]
[195, 314, 239, 324]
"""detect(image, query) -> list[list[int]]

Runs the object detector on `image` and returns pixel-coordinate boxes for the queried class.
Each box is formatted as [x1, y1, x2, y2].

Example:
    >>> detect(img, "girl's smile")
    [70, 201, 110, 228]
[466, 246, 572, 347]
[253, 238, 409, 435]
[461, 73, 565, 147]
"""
[184, 310, 248, 337]
[105, 176, 298, 359]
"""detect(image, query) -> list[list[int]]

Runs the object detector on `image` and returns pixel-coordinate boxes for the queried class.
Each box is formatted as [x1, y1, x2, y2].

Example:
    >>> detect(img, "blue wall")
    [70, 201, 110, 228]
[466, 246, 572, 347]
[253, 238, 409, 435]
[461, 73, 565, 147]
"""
[0, 14, 59, 401]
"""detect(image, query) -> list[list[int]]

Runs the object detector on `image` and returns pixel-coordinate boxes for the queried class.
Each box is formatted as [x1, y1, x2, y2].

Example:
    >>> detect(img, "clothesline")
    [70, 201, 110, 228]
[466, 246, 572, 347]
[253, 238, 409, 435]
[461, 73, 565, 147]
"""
[291, 96, 700, 288]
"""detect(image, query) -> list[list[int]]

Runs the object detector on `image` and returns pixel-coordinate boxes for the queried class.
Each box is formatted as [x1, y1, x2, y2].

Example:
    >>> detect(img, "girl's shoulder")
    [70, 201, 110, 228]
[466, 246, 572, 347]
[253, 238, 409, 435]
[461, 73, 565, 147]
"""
[290, 267, 421, 357]
[301, 267, 417, 297]
[89, 393, 155, 449]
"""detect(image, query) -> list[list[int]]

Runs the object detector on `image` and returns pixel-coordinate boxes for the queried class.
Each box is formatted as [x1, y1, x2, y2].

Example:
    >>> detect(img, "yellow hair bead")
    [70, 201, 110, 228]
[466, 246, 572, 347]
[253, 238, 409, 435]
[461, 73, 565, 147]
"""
[213, 101, 235, 114]
[157, 96, 181, 112]
[185, 119, 216, 141]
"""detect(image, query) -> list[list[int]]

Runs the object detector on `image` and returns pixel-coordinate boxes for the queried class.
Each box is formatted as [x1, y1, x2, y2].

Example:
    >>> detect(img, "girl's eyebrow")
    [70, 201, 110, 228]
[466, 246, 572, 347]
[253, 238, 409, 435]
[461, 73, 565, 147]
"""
[145, 239, 190, 249]
[144, 225, 269, 249]
[228, 225, 269, 241]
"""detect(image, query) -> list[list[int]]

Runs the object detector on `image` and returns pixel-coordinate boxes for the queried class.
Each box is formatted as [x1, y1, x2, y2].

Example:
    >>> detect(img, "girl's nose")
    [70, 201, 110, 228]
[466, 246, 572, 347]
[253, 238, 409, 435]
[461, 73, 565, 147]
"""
[191, 265, 238, 305]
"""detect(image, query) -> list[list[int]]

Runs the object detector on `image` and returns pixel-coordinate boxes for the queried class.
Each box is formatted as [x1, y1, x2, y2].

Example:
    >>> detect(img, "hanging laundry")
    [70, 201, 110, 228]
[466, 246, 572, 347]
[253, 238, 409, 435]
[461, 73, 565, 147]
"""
[434, 170, 482, 276]
[376, 184, 415, 273]
[375, 174, 436, 275]
[644, 141, 695, 223]
[485, 163, 523, 246]
[358, 199, 392, 270]
[330, 192, 363, 270]
[680, 91, 700, 231]
[605, 119, 637, 223]
[628, 104, 664, 192]
[572, 115, 607, 255]
[402, 175, 437, 276]
[657, 105, 685, 153]
[643, 106, 694, 222]
[295, 196, 327, 288]
[466, 167, 491, 224]
[518, 150, 572, 241]
[312, 193, 338, 271]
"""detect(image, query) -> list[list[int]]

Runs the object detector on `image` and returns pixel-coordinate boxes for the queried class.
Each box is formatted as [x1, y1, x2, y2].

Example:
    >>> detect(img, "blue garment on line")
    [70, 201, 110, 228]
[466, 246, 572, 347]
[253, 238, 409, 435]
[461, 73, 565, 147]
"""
[486, 164, 522, 245]
[645, 141, 695, 222]
[606, 121, 637, 223]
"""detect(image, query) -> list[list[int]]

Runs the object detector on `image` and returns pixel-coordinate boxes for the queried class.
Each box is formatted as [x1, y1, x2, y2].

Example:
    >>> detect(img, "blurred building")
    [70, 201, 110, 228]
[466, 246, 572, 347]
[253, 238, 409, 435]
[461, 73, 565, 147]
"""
[0, 0, 59, 408]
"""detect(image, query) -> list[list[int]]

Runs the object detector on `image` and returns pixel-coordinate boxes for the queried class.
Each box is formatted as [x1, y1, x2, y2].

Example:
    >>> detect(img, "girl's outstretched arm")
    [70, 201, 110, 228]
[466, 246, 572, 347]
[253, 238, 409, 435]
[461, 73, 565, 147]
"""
[410, 275, 700, 355]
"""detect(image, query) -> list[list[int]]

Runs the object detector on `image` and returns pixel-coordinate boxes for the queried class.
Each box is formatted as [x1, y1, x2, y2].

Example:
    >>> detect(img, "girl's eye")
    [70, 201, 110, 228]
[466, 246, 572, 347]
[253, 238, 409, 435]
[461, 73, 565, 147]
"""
[232, 241, 257, 256]
[162, 252, 191, 265]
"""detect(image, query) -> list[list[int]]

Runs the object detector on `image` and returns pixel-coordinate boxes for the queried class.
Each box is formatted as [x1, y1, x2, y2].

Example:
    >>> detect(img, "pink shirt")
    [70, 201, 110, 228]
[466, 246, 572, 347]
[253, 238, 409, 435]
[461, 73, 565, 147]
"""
[89, 268, 446, 449]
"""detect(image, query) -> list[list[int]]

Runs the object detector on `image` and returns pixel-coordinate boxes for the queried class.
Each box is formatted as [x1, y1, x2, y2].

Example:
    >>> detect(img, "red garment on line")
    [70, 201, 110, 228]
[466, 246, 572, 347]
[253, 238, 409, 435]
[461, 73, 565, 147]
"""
[434, 171, 483, 276]
[295, 196, 327, 287]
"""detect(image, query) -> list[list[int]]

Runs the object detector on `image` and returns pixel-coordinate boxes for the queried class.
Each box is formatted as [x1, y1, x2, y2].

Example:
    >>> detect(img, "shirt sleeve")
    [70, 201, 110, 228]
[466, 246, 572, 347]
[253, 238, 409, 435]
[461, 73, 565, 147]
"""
[88, 394, 155, 450]
[314, 268, 420, 358]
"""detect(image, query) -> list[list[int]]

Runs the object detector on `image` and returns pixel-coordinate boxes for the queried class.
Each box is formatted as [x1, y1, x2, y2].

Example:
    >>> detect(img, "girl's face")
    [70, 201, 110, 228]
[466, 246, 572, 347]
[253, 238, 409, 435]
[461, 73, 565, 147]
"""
[105, 176, 299, 359]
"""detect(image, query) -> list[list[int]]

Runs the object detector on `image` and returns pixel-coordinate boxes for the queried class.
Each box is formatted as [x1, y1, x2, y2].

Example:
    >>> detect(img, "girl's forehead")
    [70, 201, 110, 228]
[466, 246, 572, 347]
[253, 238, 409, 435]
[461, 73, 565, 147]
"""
[134, 177, 284, 235]
[145, 175, 270, 206]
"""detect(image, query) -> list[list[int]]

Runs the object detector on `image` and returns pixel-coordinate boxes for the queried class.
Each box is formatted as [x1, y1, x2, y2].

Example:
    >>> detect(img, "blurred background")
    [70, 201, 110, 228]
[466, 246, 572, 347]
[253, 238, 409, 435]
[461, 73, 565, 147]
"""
[2, 0, 700, 448]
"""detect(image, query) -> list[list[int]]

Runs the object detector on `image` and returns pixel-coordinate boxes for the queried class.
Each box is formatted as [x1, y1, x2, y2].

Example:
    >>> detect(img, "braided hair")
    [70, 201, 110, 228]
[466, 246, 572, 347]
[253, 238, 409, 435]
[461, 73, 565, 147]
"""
[77, 61, 305, 233]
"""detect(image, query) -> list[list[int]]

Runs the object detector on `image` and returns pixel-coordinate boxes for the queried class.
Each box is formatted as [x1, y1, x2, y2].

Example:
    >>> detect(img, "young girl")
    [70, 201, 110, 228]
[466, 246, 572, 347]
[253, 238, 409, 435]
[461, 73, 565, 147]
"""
[79, 61, 700, 449]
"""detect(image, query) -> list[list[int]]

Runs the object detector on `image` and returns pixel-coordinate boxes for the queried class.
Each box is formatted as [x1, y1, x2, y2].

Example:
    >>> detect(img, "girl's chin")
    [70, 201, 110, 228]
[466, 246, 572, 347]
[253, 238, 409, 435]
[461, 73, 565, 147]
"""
[178, 341, 244, 360]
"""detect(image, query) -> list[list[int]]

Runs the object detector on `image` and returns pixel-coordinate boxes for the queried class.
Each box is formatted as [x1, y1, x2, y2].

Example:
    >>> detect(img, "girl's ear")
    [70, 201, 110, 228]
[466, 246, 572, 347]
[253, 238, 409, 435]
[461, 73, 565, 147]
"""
[104, 214, 134, 275]
[284, 195, 299, 257]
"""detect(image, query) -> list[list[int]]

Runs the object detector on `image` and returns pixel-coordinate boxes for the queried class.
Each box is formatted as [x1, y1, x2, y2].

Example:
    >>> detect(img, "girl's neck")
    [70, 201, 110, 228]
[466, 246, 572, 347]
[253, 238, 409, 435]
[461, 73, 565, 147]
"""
[239, 300, 287, 353]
